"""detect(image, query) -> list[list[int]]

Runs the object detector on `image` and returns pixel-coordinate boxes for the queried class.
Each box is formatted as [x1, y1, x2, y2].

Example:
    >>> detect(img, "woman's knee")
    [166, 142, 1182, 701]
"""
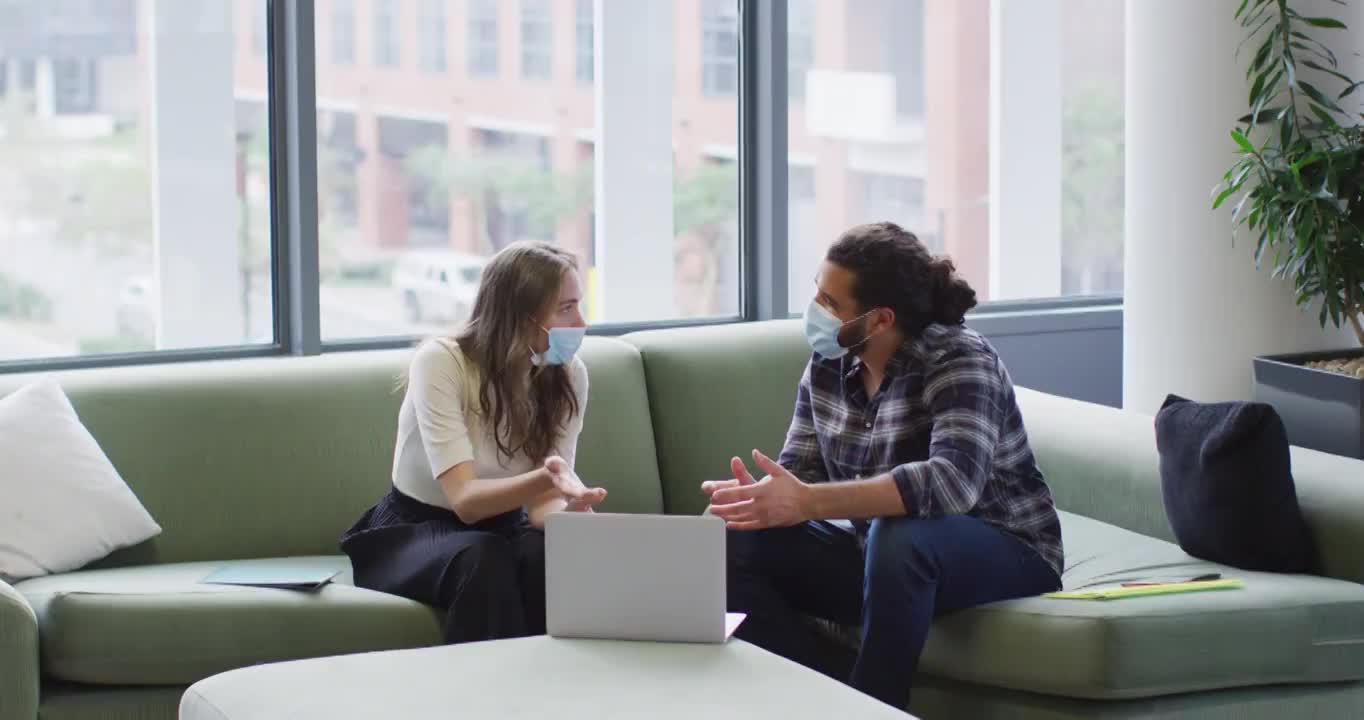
[444, 532, 519, 591]
[514, 529, 546, 569]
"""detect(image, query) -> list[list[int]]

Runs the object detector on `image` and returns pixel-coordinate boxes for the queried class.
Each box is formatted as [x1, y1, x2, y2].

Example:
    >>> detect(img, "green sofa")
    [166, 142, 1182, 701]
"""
[2, 320, 1363, 720]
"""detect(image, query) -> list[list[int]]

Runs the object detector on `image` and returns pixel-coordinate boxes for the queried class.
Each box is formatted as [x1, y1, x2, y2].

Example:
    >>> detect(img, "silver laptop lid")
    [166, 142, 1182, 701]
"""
[546, 512, 726, 643]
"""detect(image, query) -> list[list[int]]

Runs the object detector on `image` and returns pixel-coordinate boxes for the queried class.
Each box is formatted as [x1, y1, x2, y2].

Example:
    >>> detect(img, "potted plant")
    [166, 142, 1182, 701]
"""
[1214, 0, 1364, 457]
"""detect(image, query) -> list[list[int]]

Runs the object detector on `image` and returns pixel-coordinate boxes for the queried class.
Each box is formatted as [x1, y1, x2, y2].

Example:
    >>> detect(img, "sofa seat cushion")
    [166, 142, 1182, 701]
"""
[820, 511, 1364, 700]
[14, 556, 441, 686]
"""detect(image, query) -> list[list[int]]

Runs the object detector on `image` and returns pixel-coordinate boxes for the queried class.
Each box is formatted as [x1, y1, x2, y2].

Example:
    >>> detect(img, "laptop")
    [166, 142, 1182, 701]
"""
[545, 512, 745, 643]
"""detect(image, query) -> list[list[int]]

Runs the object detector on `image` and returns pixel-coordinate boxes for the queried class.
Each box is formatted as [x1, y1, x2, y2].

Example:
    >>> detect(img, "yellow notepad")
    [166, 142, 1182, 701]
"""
[1044, 578, 1244, 600]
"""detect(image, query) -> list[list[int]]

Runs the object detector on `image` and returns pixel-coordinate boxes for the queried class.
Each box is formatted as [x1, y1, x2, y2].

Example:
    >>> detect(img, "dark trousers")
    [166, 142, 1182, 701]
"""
[728, 515, 1060, 710]
[341, 488, 546, 644]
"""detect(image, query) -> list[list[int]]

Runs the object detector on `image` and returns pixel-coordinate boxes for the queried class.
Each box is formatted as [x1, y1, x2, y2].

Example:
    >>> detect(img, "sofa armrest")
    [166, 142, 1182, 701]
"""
[0, 578, 39, 720]
[1292, 446, 1364, 585]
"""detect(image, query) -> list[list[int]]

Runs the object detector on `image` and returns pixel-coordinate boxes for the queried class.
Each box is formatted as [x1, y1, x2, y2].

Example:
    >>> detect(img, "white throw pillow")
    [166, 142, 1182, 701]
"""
[0, 380, 161, 581]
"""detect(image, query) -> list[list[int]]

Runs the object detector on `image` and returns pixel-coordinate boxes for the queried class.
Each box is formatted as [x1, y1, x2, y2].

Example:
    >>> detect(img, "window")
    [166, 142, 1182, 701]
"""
[521, 0, 552, 81]
[468, 0, 499, 77]
[0, 1, 273, 362]
[786, 0, 1124, 311]
[476, 129, 553, 245]
[701, 0, 739, 97]
[787, 0, 814, 101]
[1060, 0, 1125, 296]
[332, 0, 356, 65]
[314, 0, 740, 339]
[318, 110, 359, 228]
[575, 0, 593, 86]
[418, 0, 447, 73]
[53, 58, 97, 115]
[373, 0, 400, 68]
[252, 0, 268, 58]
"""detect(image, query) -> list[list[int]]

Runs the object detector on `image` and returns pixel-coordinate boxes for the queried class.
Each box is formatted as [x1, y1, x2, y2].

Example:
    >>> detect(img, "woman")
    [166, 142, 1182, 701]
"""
[342, 241, 607, 644]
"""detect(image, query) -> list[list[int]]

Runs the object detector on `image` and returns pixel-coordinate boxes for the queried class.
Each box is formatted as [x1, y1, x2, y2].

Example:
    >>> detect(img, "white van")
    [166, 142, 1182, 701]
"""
[392, 250, 488, 324]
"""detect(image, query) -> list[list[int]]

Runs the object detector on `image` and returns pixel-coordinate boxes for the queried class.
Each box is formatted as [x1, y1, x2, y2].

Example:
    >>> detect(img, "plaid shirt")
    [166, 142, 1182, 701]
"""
[778, 323, 1063, 577]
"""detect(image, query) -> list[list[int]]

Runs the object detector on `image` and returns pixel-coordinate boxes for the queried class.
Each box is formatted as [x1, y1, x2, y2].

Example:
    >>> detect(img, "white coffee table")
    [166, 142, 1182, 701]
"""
[180, 636, 916, 719]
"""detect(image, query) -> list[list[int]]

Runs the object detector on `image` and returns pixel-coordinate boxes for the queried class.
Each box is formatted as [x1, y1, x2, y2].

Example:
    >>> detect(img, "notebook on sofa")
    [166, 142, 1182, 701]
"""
[201, 562, 339, 591]
[1045, 577, 1243, 600]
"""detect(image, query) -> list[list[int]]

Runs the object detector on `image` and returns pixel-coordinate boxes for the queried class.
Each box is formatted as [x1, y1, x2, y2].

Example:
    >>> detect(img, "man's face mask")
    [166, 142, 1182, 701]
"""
[802, 299, 877, 359]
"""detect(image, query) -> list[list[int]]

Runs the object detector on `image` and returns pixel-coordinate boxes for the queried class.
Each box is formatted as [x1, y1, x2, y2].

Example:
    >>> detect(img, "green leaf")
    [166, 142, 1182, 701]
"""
[1250, 34, 1277, 72]
[1290, 41, 1336, 68]
[1242, 13, 1280, 60]
[1231, 128, 1257, 153]
[1239, 107, 1287, 124]
[1342, 81, 1364, 99]
[1215, 185, 1239, 210]
[1255, 231, 1272, 267]
[1309, 102, 1337, 129]
[1241, 0, 1273, 27]
[1232, 190, 1253, 221]
[1249, 69, 1272, 106]
[1297, 16, 1347, 29]
[1290, 31, 1339, 66]
[1300, 81, 1346, 114]
[1302, 59, 1354, 86]
[1291, 152, 1324, 172]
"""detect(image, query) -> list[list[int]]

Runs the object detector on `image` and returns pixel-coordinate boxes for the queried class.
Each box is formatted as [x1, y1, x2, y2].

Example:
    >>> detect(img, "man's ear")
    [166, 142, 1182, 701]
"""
[875, 307, 897, 333]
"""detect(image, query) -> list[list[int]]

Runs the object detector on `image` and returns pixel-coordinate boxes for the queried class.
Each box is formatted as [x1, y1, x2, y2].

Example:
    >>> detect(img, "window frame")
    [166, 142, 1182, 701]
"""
[372, 0, 400, 68]
[0, 0, 1122, 375]
[520, 0, 553, 81]
[467, 0, 499, 78]
[701, 0, 740, 97]
[575, 0, 593, 86]
[331, 0, 356, 65]
[417, 0, 447, 73]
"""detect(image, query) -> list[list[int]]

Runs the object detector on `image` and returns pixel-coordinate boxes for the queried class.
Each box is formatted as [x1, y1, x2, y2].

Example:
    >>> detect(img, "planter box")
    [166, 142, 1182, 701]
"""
[1253, 349, 1364, 459]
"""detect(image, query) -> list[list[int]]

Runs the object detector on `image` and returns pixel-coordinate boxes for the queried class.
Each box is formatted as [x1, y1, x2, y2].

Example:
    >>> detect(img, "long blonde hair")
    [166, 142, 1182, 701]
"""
[454, 242, 581, 462]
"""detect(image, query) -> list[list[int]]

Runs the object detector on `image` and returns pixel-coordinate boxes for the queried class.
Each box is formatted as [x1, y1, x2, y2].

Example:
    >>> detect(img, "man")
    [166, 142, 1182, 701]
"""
[703, 222, 1063, 709]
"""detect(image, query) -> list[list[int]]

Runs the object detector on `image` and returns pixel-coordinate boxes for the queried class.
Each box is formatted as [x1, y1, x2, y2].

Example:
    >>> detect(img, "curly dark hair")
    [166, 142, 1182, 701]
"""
[825, 222, 977, 336]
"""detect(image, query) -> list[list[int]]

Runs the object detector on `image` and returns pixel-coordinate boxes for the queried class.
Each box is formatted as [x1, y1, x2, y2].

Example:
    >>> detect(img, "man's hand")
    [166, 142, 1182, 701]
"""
[544, 456, 607, 509]
[702, 450, 812, 530]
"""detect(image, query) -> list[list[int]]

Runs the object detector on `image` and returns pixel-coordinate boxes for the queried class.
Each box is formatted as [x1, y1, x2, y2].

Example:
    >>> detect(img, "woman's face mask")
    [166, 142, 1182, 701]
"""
[802, 299, 875, 359]
[531, 325, 587, 366]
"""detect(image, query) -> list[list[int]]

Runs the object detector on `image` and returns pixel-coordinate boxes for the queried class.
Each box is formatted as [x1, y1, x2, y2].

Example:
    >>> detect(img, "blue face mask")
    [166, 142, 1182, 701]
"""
[531, 326, 586, 366]
[803, 299, 874, 359]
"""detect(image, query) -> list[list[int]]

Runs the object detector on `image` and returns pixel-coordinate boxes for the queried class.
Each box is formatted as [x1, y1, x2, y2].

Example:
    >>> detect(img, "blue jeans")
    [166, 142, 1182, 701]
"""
[727, 515, 1060, 709]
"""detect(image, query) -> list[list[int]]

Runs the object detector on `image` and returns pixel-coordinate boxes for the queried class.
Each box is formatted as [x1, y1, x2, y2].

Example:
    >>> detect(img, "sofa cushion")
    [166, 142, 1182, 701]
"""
[623, 320, 811, 514]
[0, 336, 662, 569]
[913, 511, 1364, 699]
[14, 557, 441, 686]
[1155, 395, 1317, 573]
[818, 511, 1364, 700]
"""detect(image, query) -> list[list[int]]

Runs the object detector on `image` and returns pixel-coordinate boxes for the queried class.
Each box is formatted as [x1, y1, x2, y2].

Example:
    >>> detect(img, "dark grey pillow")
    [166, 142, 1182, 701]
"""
[1155, 394, 1318, 574]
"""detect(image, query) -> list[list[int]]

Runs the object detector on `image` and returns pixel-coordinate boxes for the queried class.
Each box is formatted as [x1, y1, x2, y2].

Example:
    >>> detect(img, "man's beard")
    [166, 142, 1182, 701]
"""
[838, 316, 874, 357]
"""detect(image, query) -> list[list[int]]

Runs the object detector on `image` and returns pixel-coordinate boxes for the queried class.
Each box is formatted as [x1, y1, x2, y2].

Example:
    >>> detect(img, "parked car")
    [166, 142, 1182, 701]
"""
[115, 276, 155, 342]
[392, 250, 488, 325]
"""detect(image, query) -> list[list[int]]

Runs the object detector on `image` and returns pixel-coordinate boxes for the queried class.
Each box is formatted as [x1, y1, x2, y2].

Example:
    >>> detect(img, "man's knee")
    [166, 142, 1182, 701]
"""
[864, 517, 940, 588]
[726, 525, 805, 570]
[725, 526, 799, 604]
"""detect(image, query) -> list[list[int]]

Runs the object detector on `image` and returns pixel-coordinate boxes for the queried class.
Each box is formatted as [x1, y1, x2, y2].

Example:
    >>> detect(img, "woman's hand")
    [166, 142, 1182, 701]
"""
[527, 459, 606, 528]
[544, 456, 607, 509]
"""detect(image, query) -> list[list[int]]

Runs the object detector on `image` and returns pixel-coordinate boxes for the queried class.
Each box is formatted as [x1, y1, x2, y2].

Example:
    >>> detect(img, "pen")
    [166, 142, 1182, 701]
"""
[1121, 573, 1222, 587]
